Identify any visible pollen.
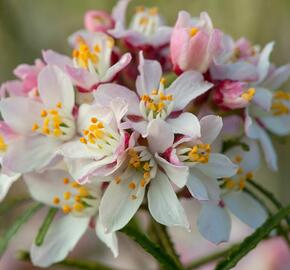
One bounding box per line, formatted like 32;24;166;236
115;176;121;184
91;117;98;123
143;162;150;171
41;110;47;117
234;155;242;163
62;205;71;214
0;135;7;152
78;187;89;197
246;172;254;180
79;137;87;144
241;88;256;101
63;178;70;184
128;181;136;190
189;27;199;37
56;102;62;109
225;179;235;189
53;196;60;205
188;144;211;163
63;191;71;200
71;182;80;188
141;178;147;187
73;202;84;212
31;123;39;131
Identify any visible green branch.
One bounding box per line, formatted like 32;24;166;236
121;224;184;270
215;204;290;270
35;207;58;246
0;203;43;257
17;250;118;270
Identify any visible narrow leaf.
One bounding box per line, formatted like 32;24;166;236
215;204;290;270
0;203;43;257
35;207;58;246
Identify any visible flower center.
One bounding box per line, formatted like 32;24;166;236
52;177;100;216
223;155;253;190
32;102;75;141
72;36;114;77
130;6;161;36
140;79;174;120
271;91;290;116
79;117;120;156
177;143;211;164
241;87;256;101
0;135;7;153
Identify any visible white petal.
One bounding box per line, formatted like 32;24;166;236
148;171;189;229
99;170;145;233
197;153;238;178
0;172;21;202
252;87;272;111
136;52;162;96
167;113;201;138
200;115;223;144
261;115;290;136
186;172;208;201
0;97;43;135
96;217;119;258
147;119;174;153
38;65;74;112
167;71;212;111
3;136;60;173
42;50;73;71
257;42;274;83
224;191;268;228
155;154;189;188
262;64;290;90
197;203;231;244
31;215;89;267
111;0;130;25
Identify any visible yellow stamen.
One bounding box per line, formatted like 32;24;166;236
78;187;89;197
41;110;47;117
115;176;121;184
63;191;71;200
63;178;70;185
53;196;60;205
62;205;71;214
128;181;136;190
189;27;199;37
31;123;39;131
73;202;84;212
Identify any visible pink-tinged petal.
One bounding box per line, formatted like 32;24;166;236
262;64;290;90
111;0;130;26
128;120;148;136
3;136;60;173
0;97;44;135
136;52;162;96
197;202;231;244
261;115;290;136
188;168;221;201
65;65;99;91
222;115;244;137
95;217;119;258
200;115;222;144
148;26;172;47
147;119;174;154
257;42;274;83
42;50;73;71
197;153;238;179
38;65;74;112
30;215;89;267
0;172;20;202
102;53;132;82
167;113;201;138
1;81;26;97
84;10;114;32
155;154;188;188
224;191;267;228
167;71;212;111
252;87;272;111
110;98;128;126
94;83;140;115
99;170;145;233
210;60;258;81
148;171;189;229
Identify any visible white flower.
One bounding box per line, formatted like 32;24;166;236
24;168;118;267
0;65;76;173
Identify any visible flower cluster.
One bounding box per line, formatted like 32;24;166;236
1;1;290;267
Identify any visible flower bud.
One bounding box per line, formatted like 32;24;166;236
84;10;114;33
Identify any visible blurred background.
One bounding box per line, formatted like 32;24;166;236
0;0;289;269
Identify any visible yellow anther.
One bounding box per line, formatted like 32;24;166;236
147;102;156;111
56;102;62;108
53;196;60;205
188;144;211;163
143;172;150;179
91;117;98;123
149;7;158;16
115;176;121;184
160;77;166;85
32;123;39;131
79;137;87;144
73;202;84;212
62;205;71;214
107;37;115;48
139;17;149;25
78;187;89;197
41;110;47;117
131;195;137;200
189;27;199;37
273;91;290;101
151;89;158;95
42;127;50;135
135;6;145;13
141;95;150;102
239;179;245;190
234;155;242;163
141;178;147;187
271;101;289;116
63;178;70;184
71;182;80;188
143;162;150;171
128;181;136;190
53;128;62;137
241;88;256;101
94;45;101;53
0;135;7;152
49;109;58;115
75;195;81;202
63;191;71;200
157;102;165;112
237;167;244;174
246;172;254;180
225;179;235;189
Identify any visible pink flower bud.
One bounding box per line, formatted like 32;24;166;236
170;11;222;74
84;10;114;33
213;80;256;109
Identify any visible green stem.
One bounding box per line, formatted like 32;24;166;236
151;221;184;269
121;224;184;270
186;244;238;270
215;204;290;270
0;203;43;257
17;250;118;270
35;207;58;246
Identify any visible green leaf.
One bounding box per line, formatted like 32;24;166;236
35;207;58;246
121;224;185;270
0;203;43;257
215;204;290;270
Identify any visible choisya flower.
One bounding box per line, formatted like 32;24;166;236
60;98;131;183
43;32;131;91
0;65;76;173
94;52;213;136
109;0;172;48
197;139;267;244
24;168;118;267
99;143;189;233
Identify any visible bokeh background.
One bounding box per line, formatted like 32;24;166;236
0;0;289;269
